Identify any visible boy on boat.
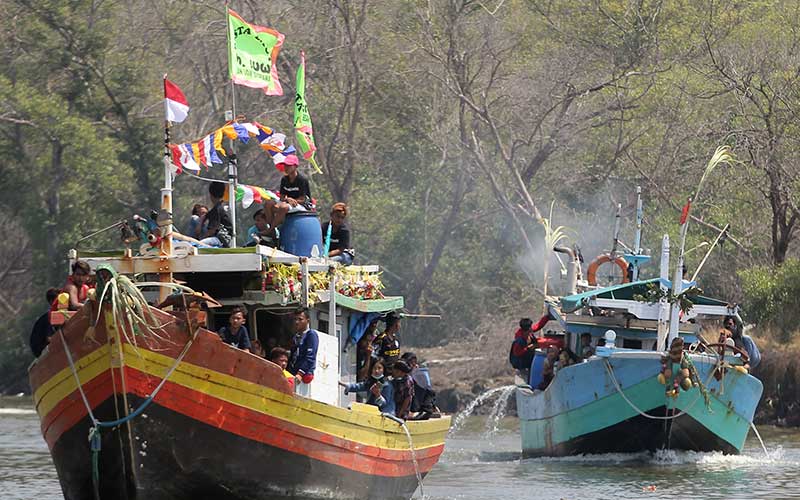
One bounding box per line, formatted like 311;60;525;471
400;352;440;420
321;202;353;264
246;208;279;247
269;347;295;389
217;306;253;353
264;159;313;230
288;308;319;390
200;181;233;248
57;260;93;311
509;314;551;377
30;288;59;357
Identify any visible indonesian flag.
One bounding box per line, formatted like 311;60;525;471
164;77;189;123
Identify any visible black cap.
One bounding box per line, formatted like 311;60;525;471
393;360;411;373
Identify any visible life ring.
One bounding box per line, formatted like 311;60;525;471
586;254;629;286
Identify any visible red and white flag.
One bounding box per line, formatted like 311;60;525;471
164;77;189;123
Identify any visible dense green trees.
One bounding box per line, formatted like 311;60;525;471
3;0;800;389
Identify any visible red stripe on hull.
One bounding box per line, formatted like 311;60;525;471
41;366;443;477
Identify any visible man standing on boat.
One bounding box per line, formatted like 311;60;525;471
289;309;319;395
509;314;552;377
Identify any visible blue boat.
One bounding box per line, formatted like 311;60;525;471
516;191;763;457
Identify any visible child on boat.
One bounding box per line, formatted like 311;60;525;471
269;347;295;389
340;359;390;411
217;306;253;353
264;159;313;229
246;208;279;247
391;360;415;419
58;260;92;311
321;202;353;264
373;313;402;368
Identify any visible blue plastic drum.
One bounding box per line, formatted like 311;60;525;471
279;212;323;257
529;350;547;389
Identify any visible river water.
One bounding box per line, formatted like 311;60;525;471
3;396;800;500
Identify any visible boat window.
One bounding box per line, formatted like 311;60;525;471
622;338;642;349
253;309;295;354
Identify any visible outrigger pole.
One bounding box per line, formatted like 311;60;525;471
161;75;175;302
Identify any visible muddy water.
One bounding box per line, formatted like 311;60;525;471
3;396;800;500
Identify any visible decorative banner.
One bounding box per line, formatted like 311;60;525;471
294;51;320;174
227;9;284;95
167;121;298;174
223;184;280;209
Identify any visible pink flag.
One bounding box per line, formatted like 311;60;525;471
164;77;189;123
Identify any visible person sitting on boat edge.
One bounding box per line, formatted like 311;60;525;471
400;352;441;420
724;316;761;370
30;288;60;357
245;208;279;247
264;159;313;230
321;202;354;265
391;360;415;420
268;347;295;389
199;181;233;248
288;308;319;387
185;203;208;240
339;359;390;411
217;306;253;353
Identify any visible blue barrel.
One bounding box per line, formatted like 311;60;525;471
280;212;323;257
529;350;547;389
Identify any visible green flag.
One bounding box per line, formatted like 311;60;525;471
227;9;284;95
294;51;320;173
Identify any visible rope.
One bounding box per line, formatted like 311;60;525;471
60;311;196;499
603;355;719;421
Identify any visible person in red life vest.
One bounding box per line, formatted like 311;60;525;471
288;308;319;386
60;260;92;311
508;314;552;375
269;347;295;390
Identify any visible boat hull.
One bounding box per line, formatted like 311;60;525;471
31;305;448;500
516;352;762;457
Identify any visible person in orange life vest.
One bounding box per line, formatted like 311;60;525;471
61;260;92;311
288;308;319;385
509;314;551;371
269;347;295;389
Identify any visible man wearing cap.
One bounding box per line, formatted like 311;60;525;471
373;313;402;368
264;160;313;230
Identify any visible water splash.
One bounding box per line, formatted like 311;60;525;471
449;385;516;436
397;419;424;499
483;386;516;438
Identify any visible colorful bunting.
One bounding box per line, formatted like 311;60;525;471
223;184;281;209
167;121;299;174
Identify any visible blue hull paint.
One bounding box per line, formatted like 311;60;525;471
516;352;763;457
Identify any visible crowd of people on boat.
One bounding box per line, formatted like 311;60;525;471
177;163;353;262
211;306;437;420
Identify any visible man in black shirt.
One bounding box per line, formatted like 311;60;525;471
265;161;313;229
321;202;353;265
30;288;60;357
200;181;233;247
373;313;402;368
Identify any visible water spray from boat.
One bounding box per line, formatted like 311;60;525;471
449;385;516;437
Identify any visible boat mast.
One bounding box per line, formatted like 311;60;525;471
160;84;174;303
631;186;644;281
666;197;690;345
225;5;238;248
657;234;670;351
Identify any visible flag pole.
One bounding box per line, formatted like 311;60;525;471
224;4;238;248
160;75;175;302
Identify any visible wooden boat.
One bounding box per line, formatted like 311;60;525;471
515;190;763;457
30;245;449;500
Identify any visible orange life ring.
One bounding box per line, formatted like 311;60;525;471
586;254;629;286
